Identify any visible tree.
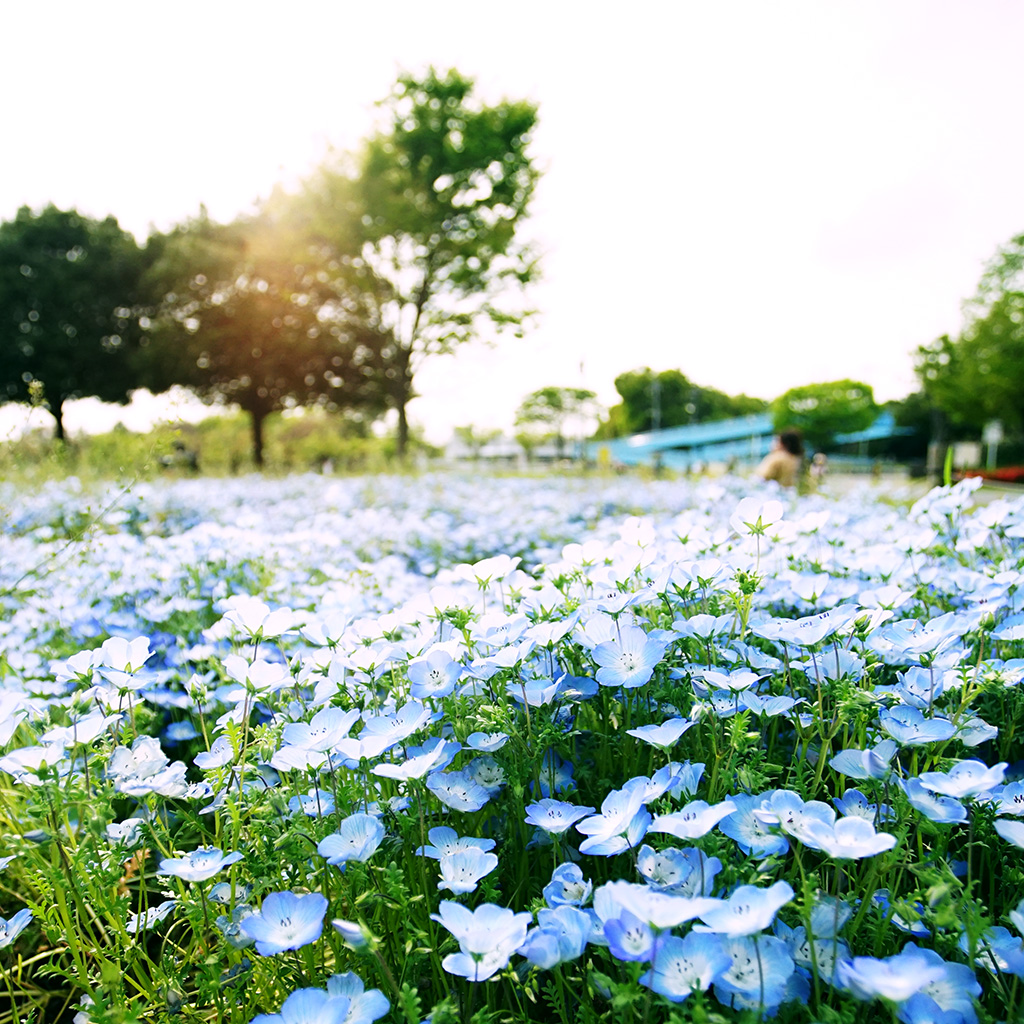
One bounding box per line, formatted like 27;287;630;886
289;68;540;456
599;367;766;436
453;424;501;459
917;232;1024;434
514;386;597;457
770;379;878;450
0;205;144;441
141;211;378;467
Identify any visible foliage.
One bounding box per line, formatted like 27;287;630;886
0;204;145;440
770;379;878;450
514;386;598;456
287;67;540;455
0;411;417;479
599;368;766;437
140;211;384;467
453;424;502;459
916;230;1024;436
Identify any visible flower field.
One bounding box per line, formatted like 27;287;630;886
1;471;1023;1024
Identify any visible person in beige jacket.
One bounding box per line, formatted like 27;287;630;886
756;430;805;488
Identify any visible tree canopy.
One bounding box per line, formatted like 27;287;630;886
514;386;597;456
140;211;380;466
770;379;878;450
599;368;766;437
287;67;540;455
917;231;1024;435
0;205;144;440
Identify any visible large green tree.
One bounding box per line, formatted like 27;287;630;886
917;232;1024;434
141;212;376;467
288;68;540;456
0;205;144;440
600;368;766;436
770;379;878;450
514;386;597;457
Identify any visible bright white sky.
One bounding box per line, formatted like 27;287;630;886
4;1;1024;443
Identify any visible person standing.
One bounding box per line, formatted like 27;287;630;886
756;430;804;488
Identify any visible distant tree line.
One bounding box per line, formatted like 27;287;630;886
0;69;539;465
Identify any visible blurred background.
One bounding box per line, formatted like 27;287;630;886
3;0;1024;480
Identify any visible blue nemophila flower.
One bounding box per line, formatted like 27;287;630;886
194;735;234;770
730;496;785;537
649;799;736;841
749;607;852;648
431;901;532;982
918;759;1008;798
240;891;328;956
872;890;930;938
636;845;721;897
697;880;794;937
576;777;651;856
407;648;462;699
325;972;390;1024
216;906;257;949
957;716;998;747
158;847;243;882
879;706;957;746
426;770;491;812
719;793;790;857
592;625;667;689
332;918;371;951
639;930;732;1002
126;900;177;935
164;720;199;744
218;595;295;641
802;816;897;860
288;788;336;818
100;635;152;674
833;788;894;823
532;751;575;797
603;908;656;962
626;718;694;750
210;882;252;906
671;612;733;641
415;826;495;859
774;916;850;987
465;731;508;752
648;760;705;800
995;818;1024;848
519;906;591;969
372;738;459;780
543;863;592;908
894;665;949;709
464;755;505;794
595;880;722;930
437;849;499;895
959;925;1024;975
249;987;351;1024
714;934;796;1014
902;778;968;824
829;740;899;781
525;798;595;835
753;790;836;850
839;950;948;1003
317;814;385;868
281;707;361;753
0;909;32;949
106;817;146;847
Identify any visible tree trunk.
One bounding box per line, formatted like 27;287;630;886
396;400;409;460
250;409;267;469
51;397;66;443
394;351;414;459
